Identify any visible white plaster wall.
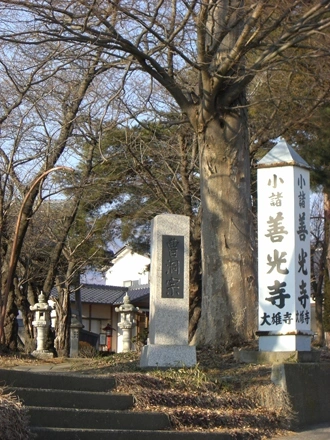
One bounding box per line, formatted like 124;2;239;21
105;250;150;286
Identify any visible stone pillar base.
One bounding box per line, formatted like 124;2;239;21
258;333;313;352
140;344;196;368
234;348;320;364
32;350;54;359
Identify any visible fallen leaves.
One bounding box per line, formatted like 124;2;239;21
111;348;294;440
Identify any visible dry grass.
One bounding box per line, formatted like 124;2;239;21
0;388;34;440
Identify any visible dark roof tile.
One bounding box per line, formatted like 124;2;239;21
51;284;149;305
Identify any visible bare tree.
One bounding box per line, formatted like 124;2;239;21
0;32;124;345
1;1;330;346
310;192;326;346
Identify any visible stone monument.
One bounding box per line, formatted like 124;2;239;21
30;291;54;359
140;214;196;368
257;139;314;352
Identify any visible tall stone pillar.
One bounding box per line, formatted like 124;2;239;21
70;314;84;358
257;140;313;351
140;214;196;368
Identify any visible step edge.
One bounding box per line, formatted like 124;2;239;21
7;387;132;397
27;406;168;416
30;427;234;438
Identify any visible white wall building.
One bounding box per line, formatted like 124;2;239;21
105;246;150;287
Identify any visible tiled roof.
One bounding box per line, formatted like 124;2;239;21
113;285;150;305
79;284;127;304
51;284;149;306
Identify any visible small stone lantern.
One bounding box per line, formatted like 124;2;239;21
115;293;139;352
30;291;54;359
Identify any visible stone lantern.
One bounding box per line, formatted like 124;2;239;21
115;293;139;352
30;291;54;359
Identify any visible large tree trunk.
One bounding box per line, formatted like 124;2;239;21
187;1;257;347
189;211;202;342
314;289;324;346
311;249;325;346
3;289;18;350
17;282;37;353
194;111;257;348
323;270;330;348
310;196;326;346
53;262;76;357
323;193;330;347
54;285;71;358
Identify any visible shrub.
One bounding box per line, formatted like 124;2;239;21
0;387;33;440
78;341;98;358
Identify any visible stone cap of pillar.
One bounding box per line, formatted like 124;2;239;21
70;314;84;329
257;139;310;170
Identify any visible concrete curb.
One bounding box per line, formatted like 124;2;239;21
31;427;234;440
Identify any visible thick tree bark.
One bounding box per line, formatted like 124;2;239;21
323;193;330;346
54;284;71;358
3;277;37;352
53;260;77;357
314;291;324;346
194;111;257;347
186;1;258;347
324;269;330;348
177;132;202;341
311;208;325;346
311;254;325;346
189;211;202;342
3;289;18;350
16;282;36;353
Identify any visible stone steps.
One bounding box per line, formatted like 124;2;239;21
27;406;171;430
7;387;134;410
0;368;232;439
0;368;116;392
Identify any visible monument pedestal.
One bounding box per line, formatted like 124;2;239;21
140;344;196;368
257;330;314;352
32;350;54;360
234;347;320;364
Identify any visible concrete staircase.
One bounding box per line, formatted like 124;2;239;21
0;368;232;440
